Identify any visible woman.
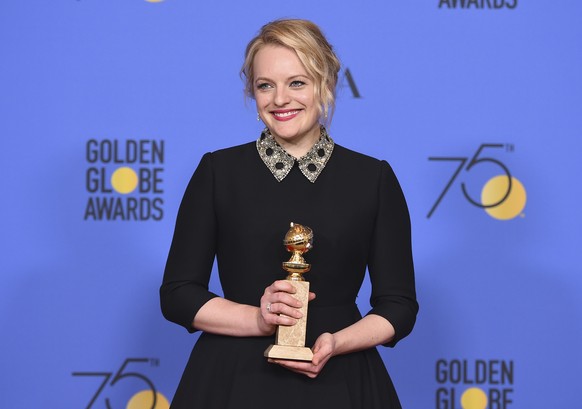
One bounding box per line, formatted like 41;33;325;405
161;19;418;409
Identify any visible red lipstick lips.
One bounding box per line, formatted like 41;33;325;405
271;109;300;121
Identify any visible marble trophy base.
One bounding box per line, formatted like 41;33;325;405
264;280;313;361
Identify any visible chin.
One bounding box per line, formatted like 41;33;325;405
268;124;298;138
272;124;319;141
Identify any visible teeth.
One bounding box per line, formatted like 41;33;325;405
273;110;299;117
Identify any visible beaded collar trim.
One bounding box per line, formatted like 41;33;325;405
256;127;335;183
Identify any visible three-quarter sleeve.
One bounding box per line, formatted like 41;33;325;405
160;153;219;333
366;160;419;347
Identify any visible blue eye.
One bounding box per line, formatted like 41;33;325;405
290;81;305;87
257;83;272;90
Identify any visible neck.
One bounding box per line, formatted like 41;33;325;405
273;127;321;159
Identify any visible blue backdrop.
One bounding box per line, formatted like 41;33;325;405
1;1;581;408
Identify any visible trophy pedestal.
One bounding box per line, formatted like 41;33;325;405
264;280;313;361
264;344;313;361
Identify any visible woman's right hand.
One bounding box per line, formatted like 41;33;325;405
258;280;316;335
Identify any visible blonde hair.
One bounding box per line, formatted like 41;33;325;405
241;19;341;124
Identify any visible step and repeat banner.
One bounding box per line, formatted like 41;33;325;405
1;1;581;408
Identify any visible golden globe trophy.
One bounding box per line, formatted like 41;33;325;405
264;222;314;361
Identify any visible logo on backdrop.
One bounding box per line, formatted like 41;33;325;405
436;359;514;409
84;139;164;221
73;358;169;409
427;143;526;220
340;68;362;99
438;0;517;9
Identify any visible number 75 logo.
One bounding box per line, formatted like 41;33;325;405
427;144;527;220
72;358;169;409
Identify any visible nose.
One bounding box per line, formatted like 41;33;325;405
274;86;291;106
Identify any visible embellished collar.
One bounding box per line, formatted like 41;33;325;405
256;127;335;183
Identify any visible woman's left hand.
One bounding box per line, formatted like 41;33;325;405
268;332;336;378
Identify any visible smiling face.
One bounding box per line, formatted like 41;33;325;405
253;45;321;156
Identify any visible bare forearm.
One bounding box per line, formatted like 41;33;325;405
193;280;309;337
332;314;395;355
193;297;274;337
268;314;395;378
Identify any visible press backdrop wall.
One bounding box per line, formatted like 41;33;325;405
1;1;581;408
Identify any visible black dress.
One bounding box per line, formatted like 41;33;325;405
160;133;418;409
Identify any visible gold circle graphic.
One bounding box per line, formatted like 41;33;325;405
126;390;170;409
481;175;526;220
111;167;138;194
461;387;488;409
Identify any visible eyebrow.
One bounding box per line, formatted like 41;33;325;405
254;75;310;83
